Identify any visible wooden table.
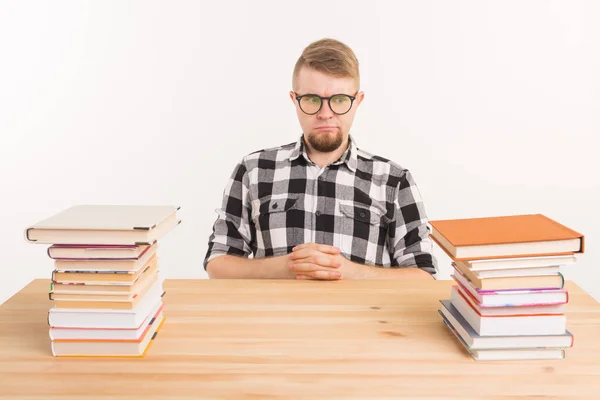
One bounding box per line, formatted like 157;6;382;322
1;279;600;399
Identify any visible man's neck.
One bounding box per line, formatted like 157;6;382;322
304;137;349;169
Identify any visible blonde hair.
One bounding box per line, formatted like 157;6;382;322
292;38;360;91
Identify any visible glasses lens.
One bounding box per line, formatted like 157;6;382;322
299;95;322;114
330;95;352;114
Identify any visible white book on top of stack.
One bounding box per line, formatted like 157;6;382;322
25;205;181;245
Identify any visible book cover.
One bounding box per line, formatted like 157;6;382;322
430;214;584;260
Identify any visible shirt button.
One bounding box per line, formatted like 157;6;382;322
315;211;321;216
318;176;324;181
272;203;278;209
359;211;366;218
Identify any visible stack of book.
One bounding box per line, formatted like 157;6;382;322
430;214;584;361
25;205;181;357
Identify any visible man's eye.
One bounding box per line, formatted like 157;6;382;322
307;97;320;103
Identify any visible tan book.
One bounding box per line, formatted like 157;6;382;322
50;273;158;303
453;261;564;291
54;243;157;272
52;275;163;310
51;268;153;294
52;254;158;284
48;291;165;329
25;205;181;245
50;267;159;299
430;214;584;260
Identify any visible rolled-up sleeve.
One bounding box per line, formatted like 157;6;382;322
388;170;437;274
203;159;253;269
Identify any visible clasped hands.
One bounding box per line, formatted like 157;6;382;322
288;243;363;280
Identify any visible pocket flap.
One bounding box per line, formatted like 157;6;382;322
259;197;298;214
339;204;389;225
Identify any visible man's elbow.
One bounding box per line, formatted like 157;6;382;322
205;257;225;279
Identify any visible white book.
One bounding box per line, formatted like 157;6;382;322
51;313;164;357
451;285;565;316
469;348;565;361
460;264;561;279
449;288;566;336
439;308;567;361
48;284;165;329
50;301;163;341
25;205;181;245
459;254;577;272
439;301;572;349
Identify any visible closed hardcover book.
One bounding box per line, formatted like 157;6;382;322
439;304;568;361
48;244;151;260
439;300;573;350
449;287;567;336
48;291;165;329
51;313;165;357
54;243;158;273
430;214;584;260
452;262;564;291
52;254;158;285
25;205;181;245
451;269;568;307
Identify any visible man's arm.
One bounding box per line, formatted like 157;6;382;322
204;159;290;279
339;258;434;280
206;254;295;279
387;169;437;275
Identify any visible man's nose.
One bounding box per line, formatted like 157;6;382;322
316;100;334;119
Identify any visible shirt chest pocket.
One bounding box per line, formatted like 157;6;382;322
252;196;302;253
338;203;391;265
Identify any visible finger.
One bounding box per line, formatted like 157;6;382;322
292;243;340;255
290;249;341;266
316;244;341;255
291;243;311;252
308;270;342;280
290;255;341;268
295;274;314;280
290;262;337;273
289;262;319;273
291;243;319;252
289;249;313;260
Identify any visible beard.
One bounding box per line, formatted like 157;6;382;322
305;130;344;153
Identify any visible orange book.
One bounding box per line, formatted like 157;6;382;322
430;214;584;260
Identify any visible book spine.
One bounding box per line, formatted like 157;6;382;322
559;271;565;289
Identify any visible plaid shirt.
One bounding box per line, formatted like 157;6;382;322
204;135;437;274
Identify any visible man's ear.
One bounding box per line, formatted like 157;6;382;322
356;91;365;106
289;91;296;102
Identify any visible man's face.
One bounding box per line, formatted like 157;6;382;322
290;67;364;153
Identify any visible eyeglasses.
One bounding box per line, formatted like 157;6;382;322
294;93;356;115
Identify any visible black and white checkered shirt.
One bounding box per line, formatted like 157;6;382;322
204;135;437;274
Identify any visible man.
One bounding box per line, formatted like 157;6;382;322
204;38;436;280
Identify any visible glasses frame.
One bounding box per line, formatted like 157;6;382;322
294;92;357;115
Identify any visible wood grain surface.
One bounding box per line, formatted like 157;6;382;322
1;279;599;399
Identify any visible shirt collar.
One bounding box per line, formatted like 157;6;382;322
289;134;358;172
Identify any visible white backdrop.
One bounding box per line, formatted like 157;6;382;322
1;0;599;304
